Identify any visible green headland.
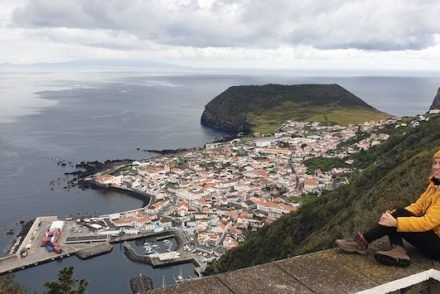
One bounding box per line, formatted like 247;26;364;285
201;84;390;134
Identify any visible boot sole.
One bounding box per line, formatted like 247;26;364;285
374;252;411;267
337;248;368;255
335;240;368;255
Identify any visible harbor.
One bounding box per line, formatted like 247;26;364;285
0;216;102;274
123;242;200;269
0;215;204;276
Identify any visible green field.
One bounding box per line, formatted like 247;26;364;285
247;101;389;134
307;108;389;125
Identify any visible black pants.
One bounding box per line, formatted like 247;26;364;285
363;208;440;260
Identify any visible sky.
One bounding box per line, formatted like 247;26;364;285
1;0;440;69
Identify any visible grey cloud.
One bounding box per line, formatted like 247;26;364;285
12;0;440;51
30;30;143;51
282;0;440;51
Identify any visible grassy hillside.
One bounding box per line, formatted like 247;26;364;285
248;103;387;133
208;114;440;274
201;84;389;134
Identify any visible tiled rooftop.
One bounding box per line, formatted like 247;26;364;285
148;240;439;294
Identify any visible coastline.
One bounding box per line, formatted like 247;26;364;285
83;179;154;209
65;134;239;209
136;134;239;155
65;159;155;209
1;133;243;278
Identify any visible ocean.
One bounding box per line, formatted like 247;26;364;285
0;68;439;292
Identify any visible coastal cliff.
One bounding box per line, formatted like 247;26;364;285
201;84;389;134
429;87;440;110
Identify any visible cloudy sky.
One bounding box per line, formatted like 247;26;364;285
1;0;440;69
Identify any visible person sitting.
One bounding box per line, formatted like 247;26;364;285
335;150;440;267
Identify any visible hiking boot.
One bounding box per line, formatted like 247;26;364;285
335;233;368;255
374;245;411;267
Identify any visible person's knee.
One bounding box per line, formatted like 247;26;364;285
392;208;414;217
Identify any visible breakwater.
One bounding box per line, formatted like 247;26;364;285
123;242;197;269
76;243;113;260
85;181;153;208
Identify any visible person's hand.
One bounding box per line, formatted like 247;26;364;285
379;211;397;227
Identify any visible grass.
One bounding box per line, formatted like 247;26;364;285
247;101;390;134
289;194;319;206
307;107;389;125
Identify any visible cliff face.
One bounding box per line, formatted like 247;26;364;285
200;108;252;133
429;87;440;110
201;84;388;133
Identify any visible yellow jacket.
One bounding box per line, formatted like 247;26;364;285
397;180;440;236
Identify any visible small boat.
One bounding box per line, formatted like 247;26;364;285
173;272;184;283
144;245;153;255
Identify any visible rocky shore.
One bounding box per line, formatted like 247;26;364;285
5;219;34;255
136;135;239;155
64;159;133;189
66;159;134;178
136;147;201;155
62;159;153;207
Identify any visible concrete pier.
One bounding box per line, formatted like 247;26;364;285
0;216;112;275
0;216;200;275
75;243;113;260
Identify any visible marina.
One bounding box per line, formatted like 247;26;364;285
0;215;204;275
123;242;199;269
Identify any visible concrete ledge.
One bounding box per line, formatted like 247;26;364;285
147;247;438;294
149;276;232;294
219;262;314;293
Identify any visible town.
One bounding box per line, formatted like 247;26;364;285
0;115;431;277
91;116;428;261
